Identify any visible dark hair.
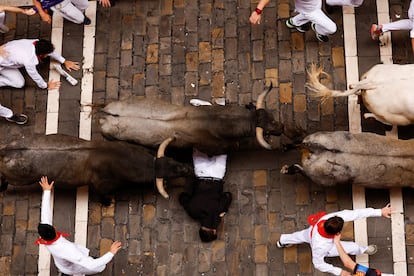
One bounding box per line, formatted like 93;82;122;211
324;216;344;235
199;228;217;242
38;223;56;241
35;39;55;56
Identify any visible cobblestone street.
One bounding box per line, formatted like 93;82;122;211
0;0;414;275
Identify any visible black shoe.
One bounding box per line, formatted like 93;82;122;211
286;18;310;33
83;16;91;25
311;23;329;42
5;114;28;125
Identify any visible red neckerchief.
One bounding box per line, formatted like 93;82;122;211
308;211;335;239
35;231;70;245
315;220;335;239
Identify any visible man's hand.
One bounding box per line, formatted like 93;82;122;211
99;0;112;7
39;11;51;24
24;8;36;16
381;203;392;218
340;269;352;276
333;233;341;244
63;60;80;71
39;176;54;191
48;80;61;90
0;45;8;58
110;241;122;254
249;11;262;25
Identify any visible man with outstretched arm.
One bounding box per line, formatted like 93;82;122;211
36;176;122;275
276;204;393;275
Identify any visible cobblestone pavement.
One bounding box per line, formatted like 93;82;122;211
0;0;414;275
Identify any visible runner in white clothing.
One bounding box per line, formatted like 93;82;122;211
370;0;414;54
249;0;336;42
36;176;122;275
276;204;393;276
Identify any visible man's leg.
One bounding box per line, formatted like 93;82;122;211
0;68;25;88
279;227;311;245
0;104;14;119
326;241;369;257
70;0;89;10
51;0;87;24
306;9;337;35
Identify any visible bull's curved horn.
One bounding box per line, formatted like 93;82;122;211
256;84;273;150
156;137;175;199
256;83;273;110
256;127;272;150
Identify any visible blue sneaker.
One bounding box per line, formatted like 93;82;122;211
83;16;91;25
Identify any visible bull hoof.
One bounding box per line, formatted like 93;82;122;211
0;176;8;192
99;196;113;206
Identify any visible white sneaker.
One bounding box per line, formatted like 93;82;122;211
190;99;212;106
0;25;9;33
364;244;378;255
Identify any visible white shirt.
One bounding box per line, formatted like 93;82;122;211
40;191;114;275
192;149;227;179
0;39;65;89
310;208;382;275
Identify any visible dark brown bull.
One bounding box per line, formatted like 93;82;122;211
281;131;414;188
0;133;193;204
99;86;302;155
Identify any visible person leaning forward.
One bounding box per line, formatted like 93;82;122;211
36;176;122;275
276;204;393;275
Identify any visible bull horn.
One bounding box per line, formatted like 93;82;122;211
156;137;175;199
256;127;272;150
256;84;273;150
256;83;273;110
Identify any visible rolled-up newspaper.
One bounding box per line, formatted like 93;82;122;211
53;64;78;86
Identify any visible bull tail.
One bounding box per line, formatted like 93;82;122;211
305;64;357;103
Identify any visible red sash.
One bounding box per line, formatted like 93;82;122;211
308;212;335;239
35;231;70;245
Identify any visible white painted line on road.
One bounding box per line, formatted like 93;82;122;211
375;0;407;273
39;12;64;276
342;5;370;267
74;4;97;276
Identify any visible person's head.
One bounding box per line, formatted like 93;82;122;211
38;223;56;241
34;39;55;58
324;216;344;235
199;226;217;242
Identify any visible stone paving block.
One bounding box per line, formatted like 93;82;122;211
212;28;224;49
283;246;297;264
198;248;212;273
279;82;292;104
296;183;310;205
294;94;307;113
299;251;312;273
11;245;25;275
101;217;115;238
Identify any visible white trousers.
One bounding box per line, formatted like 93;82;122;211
382;1;414;34
292;7;337;35
0;104;13;119
51;0;89;24
326;0;364;7
0;68;25;88
280;227;368;256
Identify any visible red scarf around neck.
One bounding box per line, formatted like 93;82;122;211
308;211;335;239
35;231;70;245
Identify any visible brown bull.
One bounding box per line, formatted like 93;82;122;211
0;133;193;204
99;86;303;155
